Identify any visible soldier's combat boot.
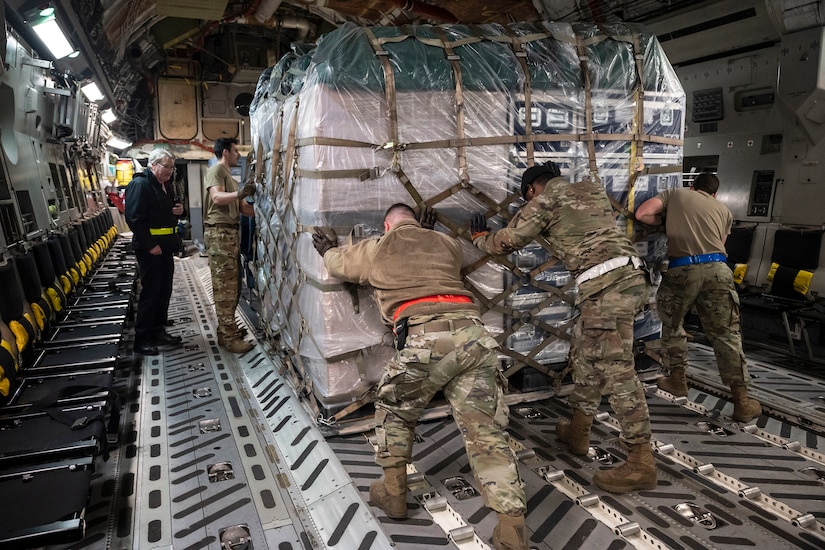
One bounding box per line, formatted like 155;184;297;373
222;337;253;354
369;465;408;519
492;513;528;550
657;366;688;396
593;443;657;493
730;384;762;422
556;409;593;455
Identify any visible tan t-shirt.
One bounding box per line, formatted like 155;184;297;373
203;163;239;225
658;187;731;258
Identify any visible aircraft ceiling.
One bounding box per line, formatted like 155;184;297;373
2;0;779;144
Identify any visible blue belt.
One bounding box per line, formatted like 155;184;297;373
668;253;727;268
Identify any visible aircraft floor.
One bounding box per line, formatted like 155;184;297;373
48;254;825;550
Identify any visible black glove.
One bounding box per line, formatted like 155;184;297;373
312;227;337;257
469;212;490;238
238;179;256;199
418;205;436;230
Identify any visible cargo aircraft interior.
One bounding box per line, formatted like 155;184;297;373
1;1;825;549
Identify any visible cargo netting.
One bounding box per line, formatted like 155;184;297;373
248;21;684;425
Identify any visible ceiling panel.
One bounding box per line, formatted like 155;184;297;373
156;0;229;20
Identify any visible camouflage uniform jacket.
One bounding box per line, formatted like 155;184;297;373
322;219;479;324
473;176;639;300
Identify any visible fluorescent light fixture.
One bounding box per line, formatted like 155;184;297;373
101;109;117;123
107;136;132;150
81;81;105;102
31;14;74;60
39;7;55;17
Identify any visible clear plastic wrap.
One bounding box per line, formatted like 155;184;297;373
251;21;685;411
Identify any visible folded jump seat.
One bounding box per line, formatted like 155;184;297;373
0;253;123;375
48;235;130;321
0;216;125;548
0;397;112;469
0;455;95;548
0;333;111;549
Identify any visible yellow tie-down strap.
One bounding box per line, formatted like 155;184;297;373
149;227;177;235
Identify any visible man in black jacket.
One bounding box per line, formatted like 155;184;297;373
125;149;185;355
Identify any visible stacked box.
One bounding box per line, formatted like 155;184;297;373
250;21;685;412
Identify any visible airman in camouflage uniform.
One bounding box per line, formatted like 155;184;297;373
314;204;528;550
203;137;256;354
472;162;655;494
635;172;761;422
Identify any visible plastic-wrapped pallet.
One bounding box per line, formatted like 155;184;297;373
249;21;684;415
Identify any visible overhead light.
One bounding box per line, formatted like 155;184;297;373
81;81;105;102
30;13;74;60
67;50;80;59
39;7;55;17
101;109;117;124
106;136;132;150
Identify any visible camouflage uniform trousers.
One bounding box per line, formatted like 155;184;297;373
569;271;652;446
205;226;243;340
374;312;527;516
657;261;750;386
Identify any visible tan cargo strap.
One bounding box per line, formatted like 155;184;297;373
328;388;376;424
363;27;400;151
506;26;535;165
297;167;382;181
270;108;285;188
608;194;634;220
247;150;263;189
302;276;353;293
407;132;682;148
283;99;300;198
393;164;426;209
627;31;646;235
575;34;598;176
295;132;682;151
435;26;469;185
296;136;377;148
297;223;376;238
640;163;682;174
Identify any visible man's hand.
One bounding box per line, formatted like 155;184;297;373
418;205;436;230
312;227;337;257
238;179;256;199
469;212;490;240
172;202;184;216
